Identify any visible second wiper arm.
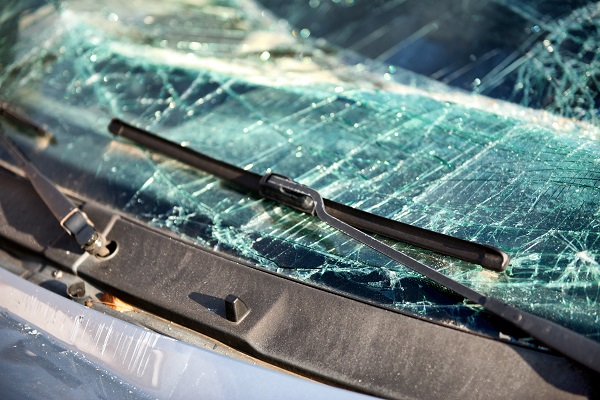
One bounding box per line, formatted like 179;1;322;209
109;119;509;271
0;128;109;257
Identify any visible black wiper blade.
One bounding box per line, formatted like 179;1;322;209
107;119;600;374
108;118;509;272
0;126;109;257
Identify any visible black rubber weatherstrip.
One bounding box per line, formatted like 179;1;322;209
108;118;509;272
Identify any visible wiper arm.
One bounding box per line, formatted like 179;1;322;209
108;119;509;272
107;119;600;374
260;173;600;374
0;124;109;257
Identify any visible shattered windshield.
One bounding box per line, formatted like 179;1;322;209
259;0;600;123
0;0;599;343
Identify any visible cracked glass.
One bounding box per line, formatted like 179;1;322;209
0;0;599;343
